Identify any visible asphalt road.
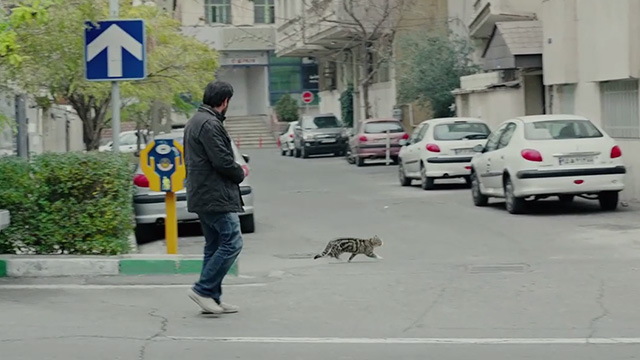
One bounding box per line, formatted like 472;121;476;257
3;149;640;359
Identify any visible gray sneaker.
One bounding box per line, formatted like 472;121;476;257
202;302;239;314
188;288;224;314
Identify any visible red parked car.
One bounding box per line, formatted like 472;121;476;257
347;118;409;166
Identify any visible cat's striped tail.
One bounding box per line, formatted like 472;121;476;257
313;242;333;259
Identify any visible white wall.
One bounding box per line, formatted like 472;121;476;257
319;90;341;119
367;82;395;119
457;87;525;130
246;66;269;115
178;0;258;26
217;67;249;116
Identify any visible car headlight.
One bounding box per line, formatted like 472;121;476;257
303;134;313;141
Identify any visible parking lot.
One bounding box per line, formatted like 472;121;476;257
3;148;640;359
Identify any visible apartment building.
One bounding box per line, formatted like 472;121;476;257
452;0;544;131
175;0;319;117
276;0;448;127
543;0;640;200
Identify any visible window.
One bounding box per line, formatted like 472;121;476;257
205;0;231;24
484;124;508;152
408;124;424;143
269;66;301;92
497;123;516;149
524;120;603;140
254;0;275;24
364;121;404;134
301;116;341;129
415;124;429;142
433;122;491;141
601;80;639;138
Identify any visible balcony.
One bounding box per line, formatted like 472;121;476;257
275;0;389;57
469;0;540;39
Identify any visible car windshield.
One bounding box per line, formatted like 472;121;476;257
302;116;341;129
433;122;491;140
364;121;404;134
525;120;604;140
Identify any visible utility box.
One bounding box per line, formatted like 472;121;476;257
0;210;9;231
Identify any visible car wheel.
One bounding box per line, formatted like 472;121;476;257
295;148;301;158
240;214;255;234
398;162;411;186
599;191;619;211
420;163;435;190
135;223;160;245
392;156;399;165
356;156;365;167
302;146;309;159
288;148;294;157
558;195;574;203
281;149;286;156
504;177;526;214
471;172;489;206
346;148;355;164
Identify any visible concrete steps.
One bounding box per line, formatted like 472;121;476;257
224;115;276;149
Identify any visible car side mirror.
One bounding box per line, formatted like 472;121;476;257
399;139;408;146
242;154;250;163
472;144;484;153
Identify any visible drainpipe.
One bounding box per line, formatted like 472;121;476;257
351;48;360;131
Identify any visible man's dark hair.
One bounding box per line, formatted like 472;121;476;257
202;81;234;108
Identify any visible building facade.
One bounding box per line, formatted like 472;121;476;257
177;0;319;117
542;0;640;201
275;0;448;128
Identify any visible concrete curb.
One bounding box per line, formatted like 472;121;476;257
0;255;238;278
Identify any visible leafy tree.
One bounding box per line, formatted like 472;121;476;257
397;32;479;118
275;94;299;122
340;85;354;127
0;0;218;150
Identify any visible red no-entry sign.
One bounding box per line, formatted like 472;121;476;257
301;91;314;104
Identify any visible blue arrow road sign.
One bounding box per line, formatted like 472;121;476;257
84;19;146;82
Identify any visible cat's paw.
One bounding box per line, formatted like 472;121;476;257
375;255;383;260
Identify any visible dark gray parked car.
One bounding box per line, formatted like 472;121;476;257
293;114;348;158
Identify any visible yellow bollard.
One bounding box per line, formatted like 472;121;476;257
165;191;178;254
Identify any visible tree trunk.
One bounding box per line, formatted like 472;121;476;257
67;95;109;151
361;80;371;119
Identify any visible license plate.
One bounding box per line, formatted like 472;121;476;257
559;156;594;166
321;139;336;143
455;148;475;155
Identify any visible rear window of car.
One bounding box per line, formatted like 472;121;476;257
433;122;491;140
524;120;603;140
364;121;404;134
302;116;341;129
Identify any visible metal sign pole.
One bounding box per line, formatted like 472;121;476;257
385;129;390;166
109;0;120;152
165;191;178;254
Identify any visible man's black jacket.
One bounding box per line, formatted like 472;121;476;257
183;105;245;214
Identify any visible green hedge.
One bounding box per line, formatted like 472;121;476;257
0;152;134;255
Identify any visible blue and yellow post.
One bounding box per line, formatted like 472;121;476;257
139;139;186;254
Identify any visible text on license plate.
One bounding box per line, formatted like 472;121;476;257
455;148;475;155
321;139;336;143
559;156;594;165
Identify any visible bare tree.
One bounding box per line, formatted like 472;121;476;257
303;0;415;119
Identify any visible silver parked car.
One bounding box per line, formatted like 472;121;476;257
133;130;255;243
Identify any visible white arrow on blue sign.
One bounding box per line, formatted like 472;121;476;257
84;19;146;82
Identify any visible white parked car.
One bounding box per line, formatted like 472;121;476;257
397;117;491;189
99;130;149;153
469;115;626;214
278;121;298;156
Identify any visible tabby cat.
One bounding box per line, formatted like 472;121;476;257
313;235;383;262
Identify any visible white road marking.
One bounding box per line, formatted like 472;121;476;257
163;336;640;345
0;283;266;290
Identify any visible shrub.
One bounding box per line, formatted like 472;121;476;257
340;85;354;127
275;93;299;122
0;152;134;255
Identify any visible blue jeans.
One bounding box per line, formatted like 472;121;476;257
193;212;243;302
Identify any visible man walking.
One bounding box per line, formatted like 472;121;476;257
183;81;245;314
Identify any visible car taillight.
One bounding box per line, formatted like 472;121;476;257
401;133;409;140
242;164;249;177
426;143;440;152
359;135;368;142
289;133;293;138
521;149;543;162
133;174;149;188
611;145;622;158
277;137;281;147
